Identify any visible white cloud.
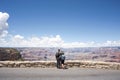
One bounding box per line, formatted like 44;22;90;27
0;12;120;47
103;40;120;47
5;35;64;47
1;34;120;47
14;35;24;39
0;12;9;38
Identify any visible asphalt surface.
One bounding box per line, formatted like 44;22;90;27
0;68;120;80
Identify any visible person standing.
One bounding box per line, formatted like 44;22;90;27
55;49;61;69
59;51;66;69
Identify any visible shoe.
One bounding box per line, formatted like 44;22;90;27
63;66;68;69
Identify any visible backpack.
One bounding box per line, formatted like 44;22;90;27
60;54;65;60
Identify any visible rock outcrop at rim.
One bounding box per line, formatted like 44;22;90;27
0;48;22;61
0;61;120;70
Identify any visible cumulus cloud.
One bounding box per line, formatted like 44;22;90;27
0;12;120;47
1;34;120;47
103;40;120;47
0;12;9;37
5;35;64;47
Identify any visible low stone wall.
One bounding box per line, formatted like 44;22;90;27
0;60;120;70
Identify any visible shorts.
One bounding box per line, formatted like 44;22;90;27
61;60;64;64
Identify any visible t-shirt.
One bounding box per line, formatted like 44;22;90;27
55;52;60;59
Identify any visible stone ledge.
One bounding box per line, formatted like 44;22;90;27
0;60;120;70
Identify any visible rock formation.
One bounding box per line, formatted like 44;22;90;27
0;48;22;61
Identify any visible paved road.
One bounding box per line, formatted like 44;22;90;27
0;68;120;80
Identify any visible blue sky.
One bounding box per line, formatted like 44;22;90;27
0;0;120;47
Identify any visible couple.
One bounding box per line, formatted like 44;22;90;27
55;49;66;69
